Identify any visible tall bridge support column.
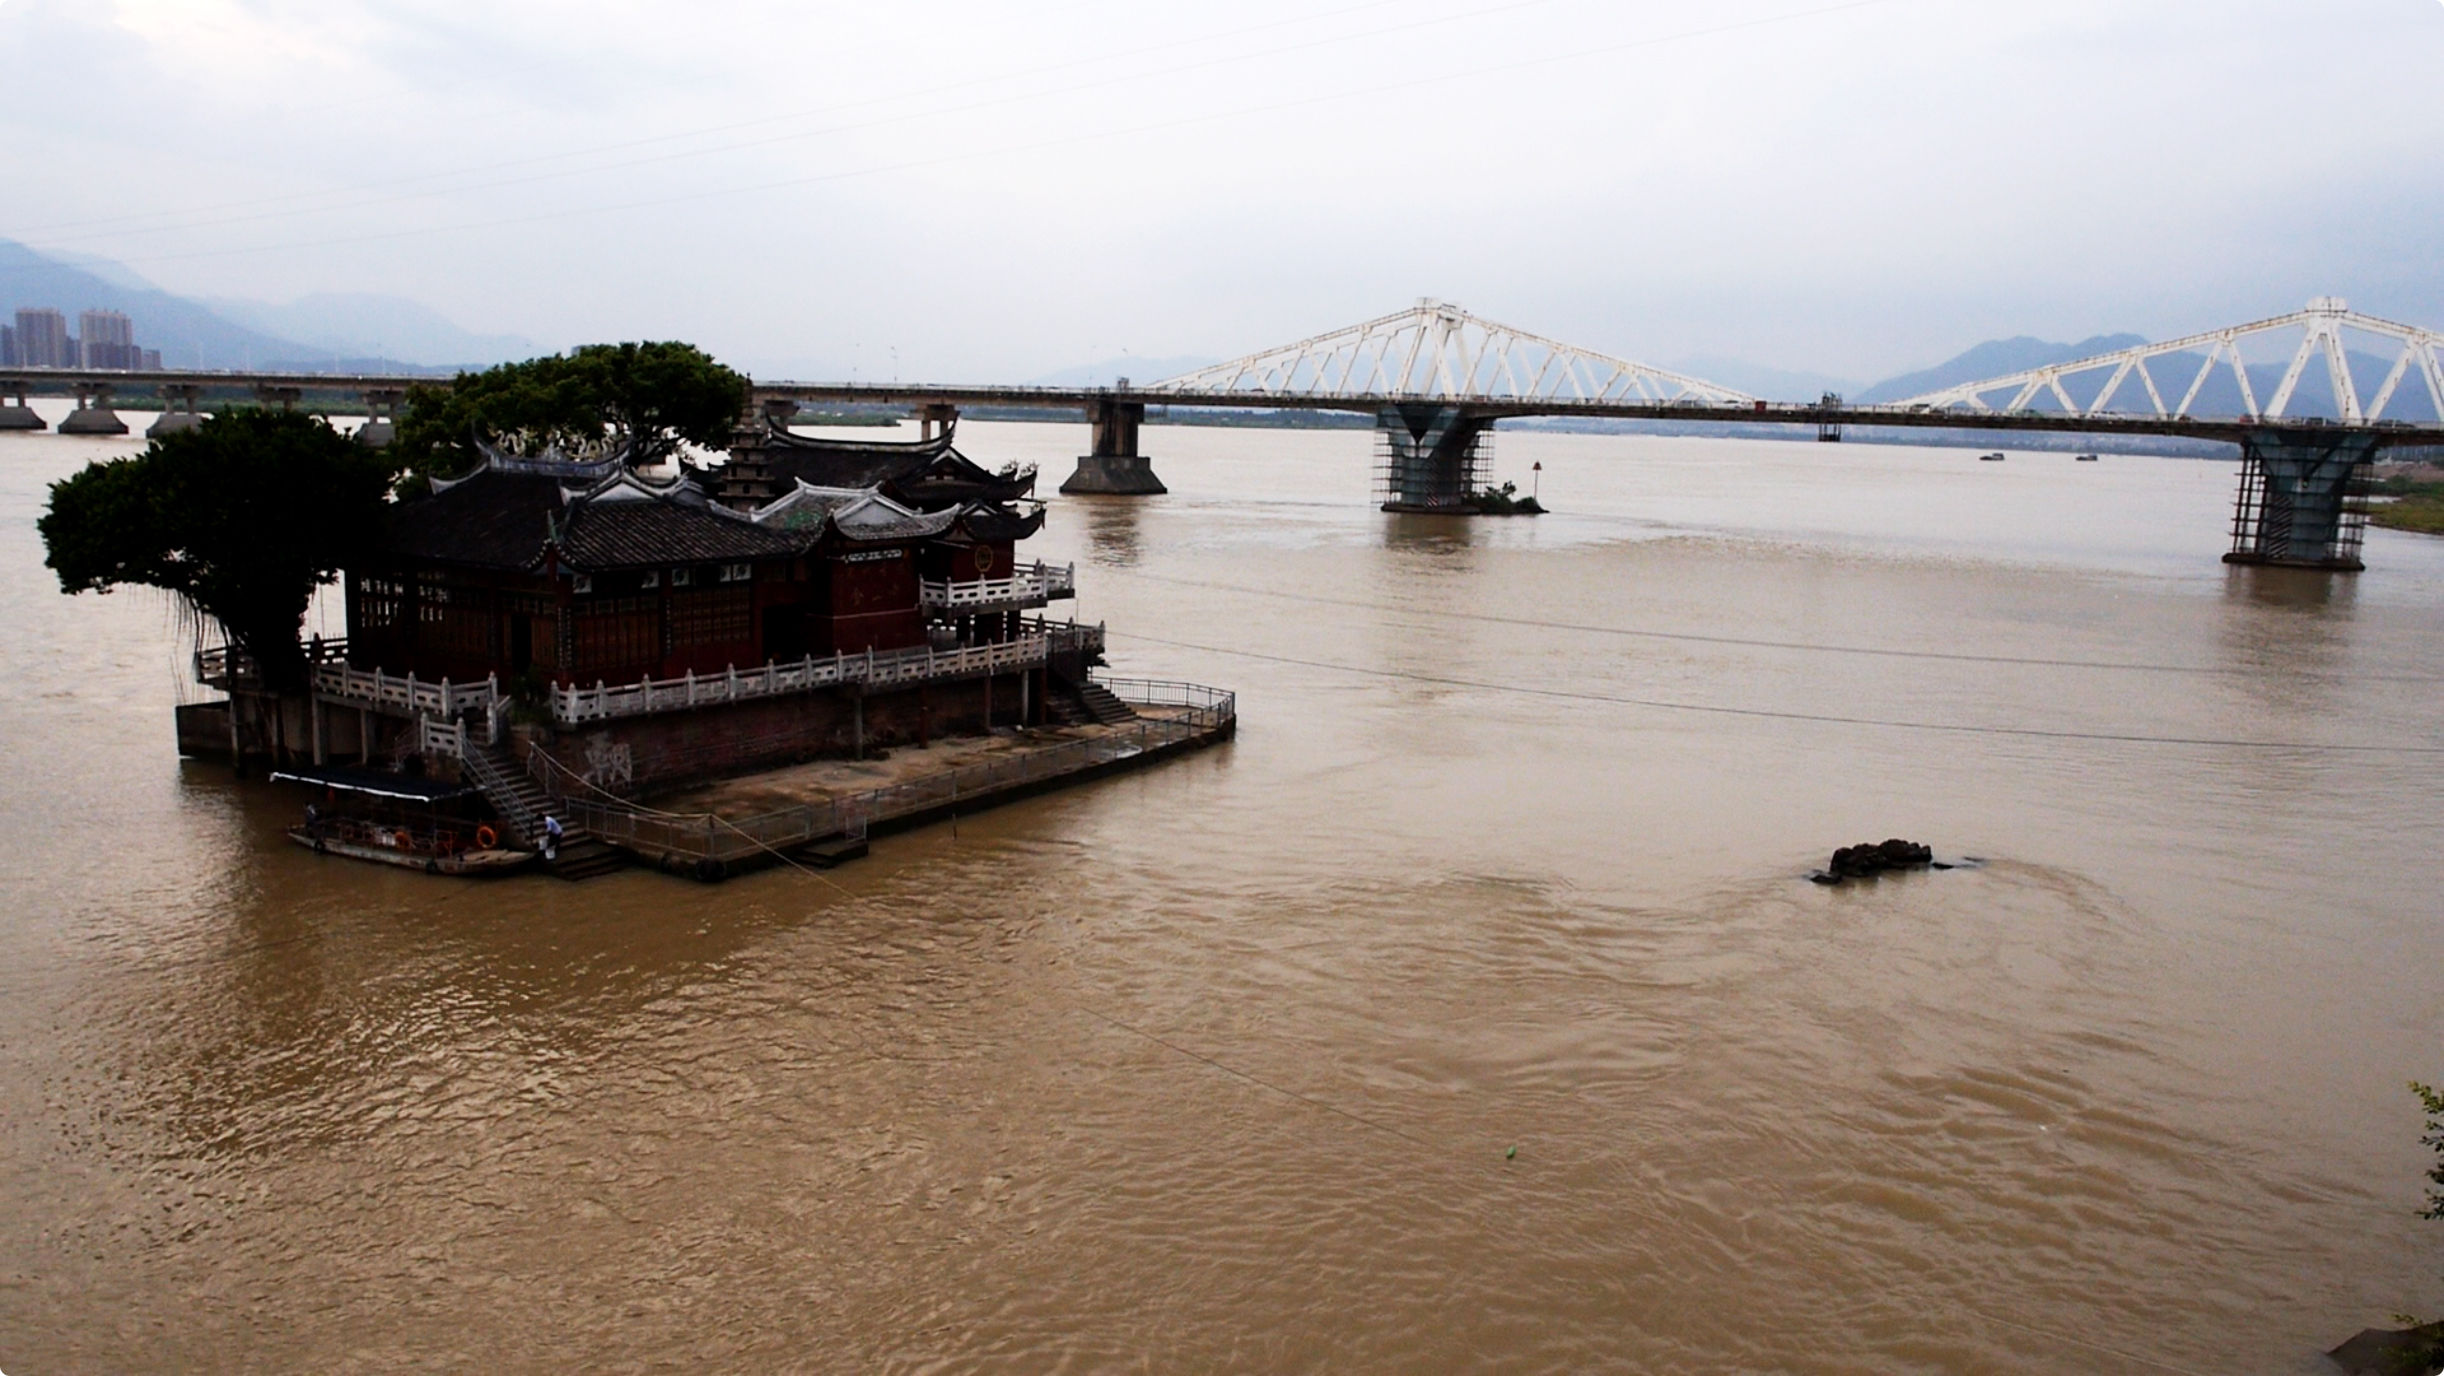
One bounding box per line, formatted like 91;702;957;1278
57;384;127;436
146;384;203;437
1375;404;1493;512
0;381;43;431
2222;427;2382;572
354;389;403;448
917;402;959;440
255;384;302;412
1060;399;1166;495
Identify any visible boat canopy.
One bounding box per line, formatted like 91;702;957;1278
267;765;481;803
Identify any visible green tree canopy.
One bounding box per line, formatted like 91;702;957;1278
392;341;748;481
2419;1082;2444;1221
41;409;393;691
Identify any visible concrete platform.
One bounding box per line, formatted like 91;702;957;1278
1059;453;1168;495
58;406;128;436
0;405;44;431
660;712;1198;819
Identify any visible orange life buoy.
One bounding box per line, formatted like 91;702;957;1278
475;824;499;850
393;829;414;850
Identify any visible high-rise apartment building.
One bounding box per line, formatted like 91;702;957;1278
0;307;159;370
10;308;74;368
78;309;141;369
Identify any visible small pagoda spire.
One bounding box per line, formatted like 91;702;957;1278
716;401;783;511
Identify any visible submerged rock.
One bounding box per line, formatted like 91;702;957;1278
1813;838;1936;884
2328;1324;2444;1376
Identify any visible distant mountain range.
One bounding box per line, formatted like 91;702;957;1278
1025;337;2186;408
6;242;2412;426
1853;334;2149;404
204;293;537;371
0;239;538;373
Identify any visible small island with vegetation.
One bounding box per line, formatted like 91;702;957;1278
2370;465;2444;537
39;342;1236;883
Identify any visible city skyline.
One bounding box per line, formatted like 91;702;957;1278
0;304;161;371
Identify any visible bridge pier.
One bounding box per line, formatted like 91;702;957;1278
1375;404;1494;512
917;402;959;440
0;381;42;431
255;384;302;412
2222;427;2381;572
354;389;403;448
57;384;127;436
1060;399;1166;495
146;384;203;438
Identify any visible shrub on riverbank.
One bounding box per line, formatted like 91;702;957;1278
2371;473;2444;536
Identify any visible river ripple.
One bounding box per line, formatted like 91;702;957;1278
2;412;2441;1372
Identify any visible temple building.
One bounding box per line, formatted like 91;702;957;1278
181;414;1235;881
188;424;1109;803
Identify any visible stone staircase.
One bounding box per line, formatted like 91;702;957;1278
460;739;626;881
1074;681;1138;726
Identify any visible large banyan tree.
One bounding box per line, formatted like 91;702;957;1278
41;409;393;691
391;340;748;482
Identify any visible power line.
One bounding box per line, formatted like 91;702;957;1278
28;0;1911;270
1095;567;2444;683
1104;628;2444;754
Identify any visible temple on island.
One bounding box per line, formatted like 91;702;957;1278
188;417;1234;879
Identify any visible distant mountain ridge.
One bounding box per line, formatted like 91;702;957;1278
0;238;325;371
204;292;537;369
1856;334;2148;404
0;239;532;374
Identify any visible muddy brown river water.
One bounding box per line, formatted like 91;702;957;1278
3;411;2442;1373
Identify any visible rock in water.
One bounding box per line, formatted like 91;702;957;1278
1821;838;1936;883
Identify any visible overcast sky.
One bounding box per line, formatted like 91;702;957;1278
3;0;2441;382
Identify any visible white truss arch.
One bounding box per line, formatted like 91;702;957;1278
1898;298;2444;425
1146;299;1754;407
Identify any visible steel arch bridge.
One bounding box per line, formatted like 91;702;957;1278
9;296;2444;568
1893;297;2444;427
1147;298;1755;409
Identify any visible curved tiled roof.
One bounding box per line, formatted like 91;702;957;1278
387;452;815;572
760;426;1035;510
386;469;565;570
556;500;808;571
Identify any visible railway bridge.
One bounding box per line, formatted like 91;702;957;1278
5;297;2441;571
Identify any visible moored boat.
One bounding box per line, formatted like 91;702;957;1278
287;821;536;875
271;764;535;877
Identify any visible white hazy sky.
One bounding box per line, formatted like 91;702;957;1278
3;0;2441;382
